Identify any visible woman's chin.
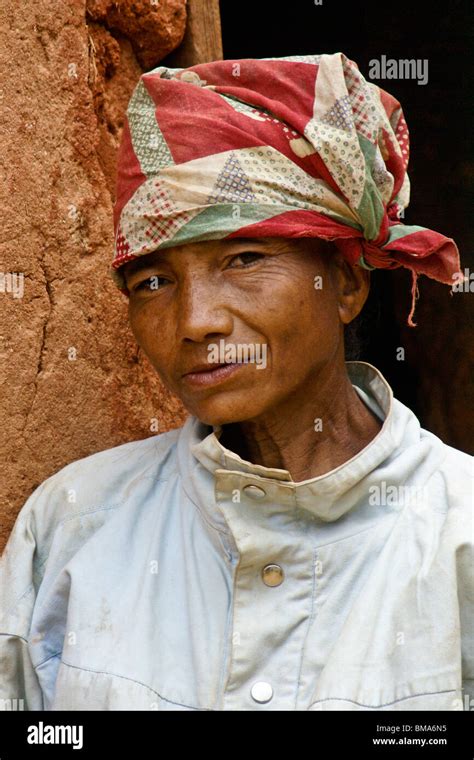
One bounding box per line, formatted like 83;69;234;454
184;396;265;427
193;408;252;427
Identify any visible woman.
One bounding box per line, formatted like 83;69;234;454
0;52;472;711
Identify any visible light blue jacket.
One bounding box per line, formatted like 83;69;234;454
0;361;472;711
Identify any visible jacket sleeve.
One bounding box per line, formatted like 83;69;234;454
0;483;50;710
458;536;474;710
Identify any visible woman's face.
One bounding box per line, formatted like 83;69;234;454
123;237;368;425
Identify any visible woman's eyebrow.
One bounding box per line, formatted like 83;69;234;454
123;254;163;279
225;238;275;246
123;239;285;281
223;237;290;251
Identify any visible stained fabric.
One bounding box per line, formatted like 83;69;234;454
111;52;463;325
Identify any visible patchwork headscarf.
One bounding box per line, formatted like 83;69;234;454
112;52;463;326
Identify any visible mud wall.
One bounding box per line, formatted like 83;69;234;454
0;0;222;551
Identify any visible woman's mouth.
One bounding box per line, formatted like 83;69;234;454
181;362;244;387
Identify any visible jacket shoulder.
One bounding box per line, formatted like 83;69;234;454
436;440;473;509
418;428;473;504
1;426;184;573
41;426;182;499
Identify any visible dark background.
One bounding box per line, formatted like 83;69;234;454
218;0;473;447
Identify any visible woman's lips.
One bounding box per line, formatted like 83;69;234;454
181;362;244;387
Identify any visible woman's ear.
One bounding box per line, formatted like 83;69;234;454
329;249;371;325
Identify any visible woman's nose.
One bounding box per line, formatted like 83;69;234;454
175;279;234;343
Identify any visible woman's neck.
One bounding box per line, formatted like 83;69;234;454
219;366;383;482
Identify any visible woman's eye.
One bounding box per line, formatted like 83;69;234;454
133;275;168;292
228;251;265;268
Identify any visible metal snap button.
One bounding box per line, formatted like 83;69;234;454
243;484;266;500
262;564;284;587
250;681;273;703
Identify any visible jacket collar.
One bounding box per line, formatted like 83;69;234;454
177;361;423;529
